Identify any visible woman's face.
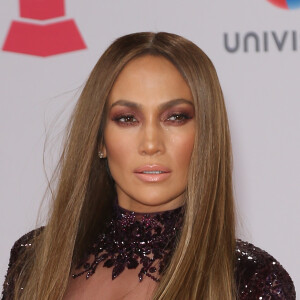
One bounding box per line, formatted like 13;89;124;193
103;55;195;212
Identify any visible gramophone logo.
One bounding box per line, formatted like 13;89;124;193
267;0;300;9
2;0;87;57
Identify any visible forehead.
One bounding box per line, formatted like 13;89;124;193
108;55;193;106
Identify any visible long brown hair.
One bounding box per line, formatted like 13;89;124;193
10;32;236;299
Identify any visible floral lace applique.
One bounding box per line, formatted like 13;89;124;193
72;204;184;282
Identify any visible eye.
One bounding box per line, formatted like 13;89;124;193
166;113;192;123
112;114;138;126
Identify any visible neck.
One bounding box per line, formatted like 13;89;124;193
116;201;184;216
112;201;184;236
114;195;185;214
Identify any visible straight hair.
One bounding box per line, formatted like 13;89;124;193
9;32;236;299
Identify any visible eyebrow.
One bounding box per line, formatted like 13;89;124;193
110;98;194;111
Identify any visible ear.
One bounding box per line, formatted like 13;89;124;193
98;143;107;158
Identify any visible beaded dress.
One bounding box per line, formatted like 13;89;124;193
1;203;296;299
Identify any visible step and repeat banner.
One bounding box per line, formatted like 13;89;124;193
0;0;299;293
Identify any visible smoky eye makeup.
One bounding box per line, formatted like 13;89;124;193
111;114;138;126
161;106;195;123
109;103;194;127
110;108;141;126
165;112;193;123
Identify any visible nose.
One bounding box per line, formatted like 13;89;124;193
138;119;165;156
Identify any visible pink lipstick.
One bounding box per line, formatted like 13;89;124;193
133;164;171;182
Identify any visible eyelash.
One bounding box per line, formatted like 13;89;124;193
112;113;192;126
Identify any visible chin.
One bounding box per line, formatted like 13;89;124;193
134;190;171;203
130;191;184;210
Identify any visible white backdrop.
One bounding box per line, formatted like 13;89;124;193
0;0;299;295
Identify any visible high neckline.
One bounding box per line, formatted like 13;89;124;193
73;201;184;282
114;201;185;220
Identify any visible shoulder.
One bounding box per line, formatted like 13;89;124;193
2;227;44;300
235;239;296;300
7;227;44;266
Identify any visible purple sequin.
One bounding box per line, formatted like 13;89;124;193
235;240;296;299
1;211;296;299
72;204;184;282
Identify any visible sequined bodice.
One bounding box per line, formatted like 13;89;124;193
72;204;184;282
2;205;296;299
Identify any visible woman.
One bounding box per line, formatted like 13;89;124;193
2;32;295;299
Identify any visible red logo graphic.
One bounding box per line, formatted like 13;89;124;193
2;0;87;57
267;0;300;9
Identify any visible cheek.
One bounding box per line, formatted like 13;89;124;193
168;130;195;170
104;126;136;168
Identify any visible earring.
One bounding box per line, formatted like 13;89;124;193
98;151;104;159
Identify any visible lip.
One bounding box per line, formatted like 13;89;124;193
134;164;171;173
134;164;171;183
